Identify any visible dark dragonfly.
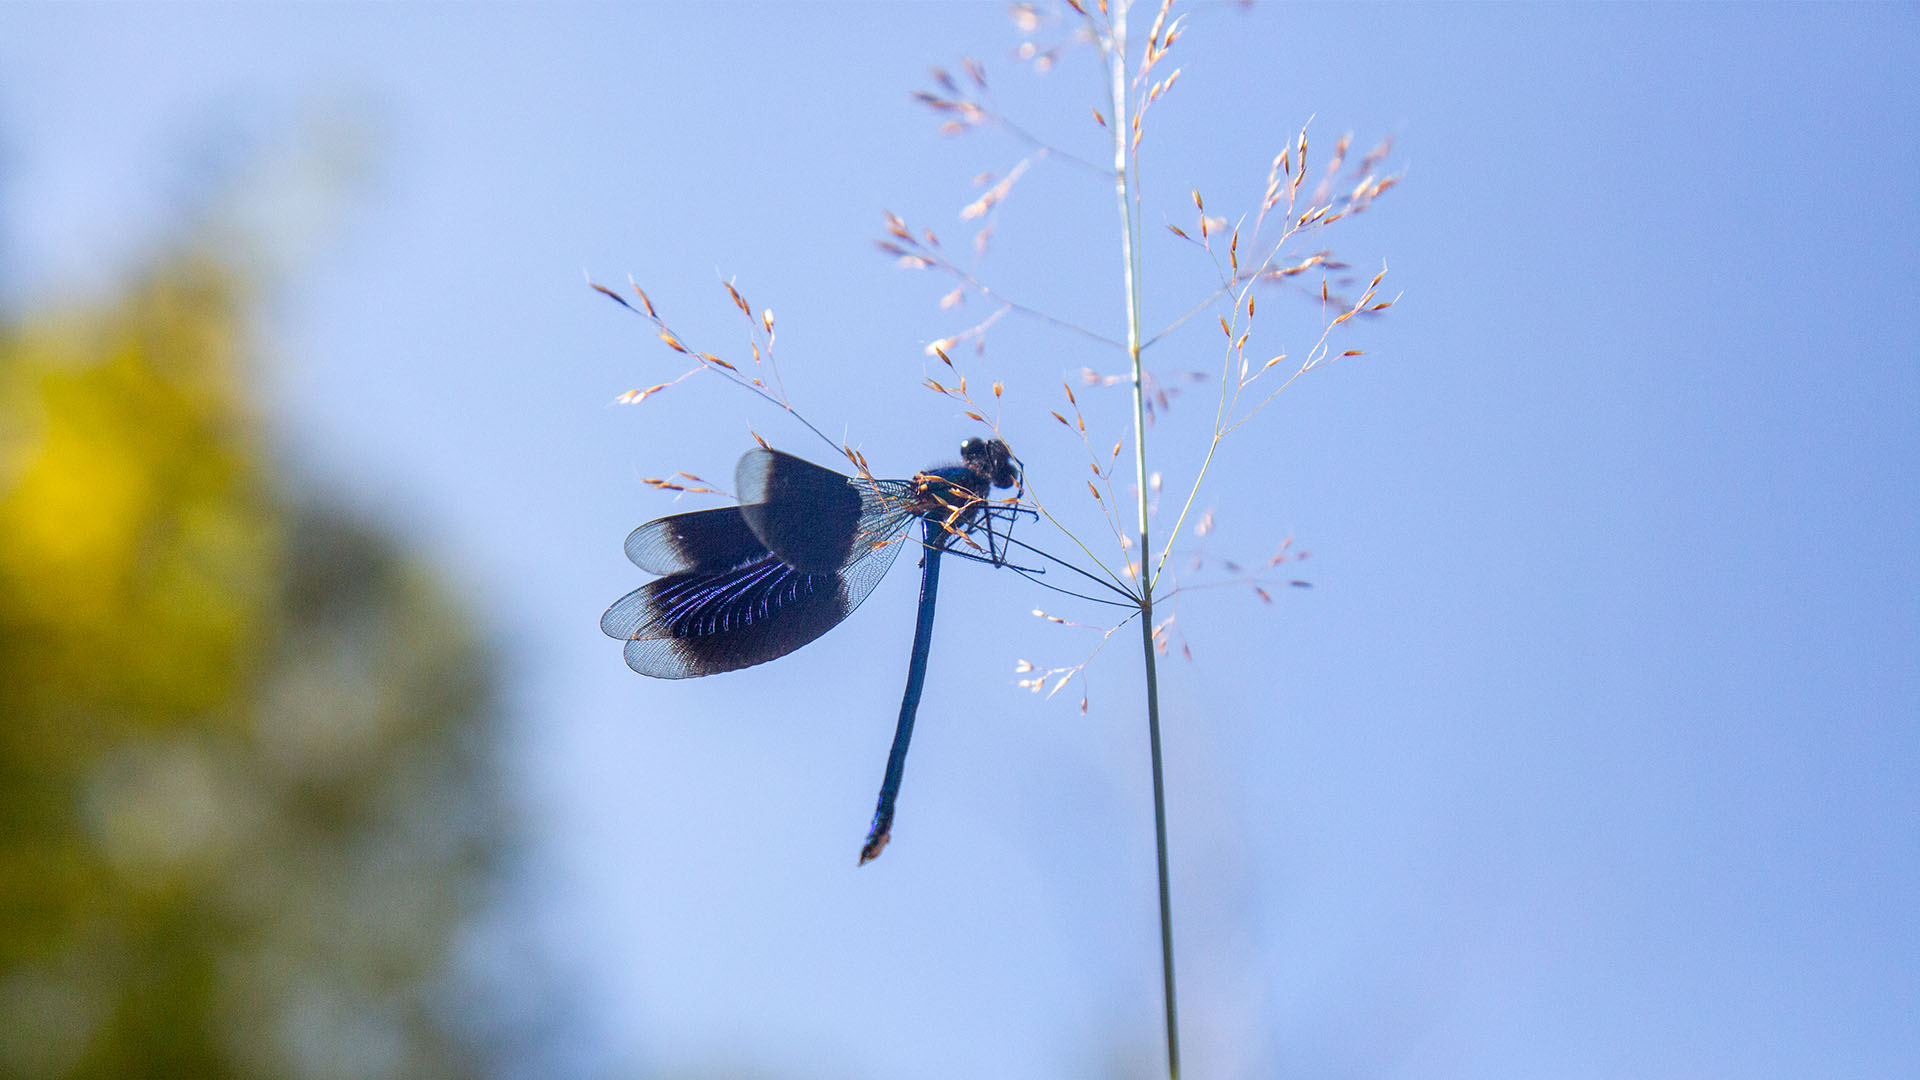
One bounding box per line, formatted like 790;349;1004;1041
601;437;1024;864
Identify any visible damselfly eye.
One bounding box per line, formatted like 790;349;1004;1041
959;437;1020;491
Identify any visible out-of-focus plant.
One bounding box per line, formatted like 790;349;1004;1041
0;246;505;1079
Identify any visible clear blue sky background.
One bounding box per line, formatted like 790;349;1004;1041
5;3;1916;1078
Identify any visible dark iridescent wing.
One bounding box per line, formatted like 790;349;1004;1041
601;533;907;678
623;451;919;577
623;506;764;575
603;447;931;678
735;448;923;573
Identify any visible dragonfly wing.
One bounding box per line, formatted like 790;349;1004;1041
603;531;910;679
734;448;862;574
735;449;921;574
623;506;766;575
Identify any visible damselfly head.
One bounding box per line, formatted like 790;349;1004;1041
960;437;1022;492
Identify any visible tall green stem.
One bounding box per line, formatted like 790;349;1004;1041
1106;4;1180;1077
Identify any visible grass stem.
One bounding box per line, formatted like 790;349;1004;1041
1104;3;1181;1076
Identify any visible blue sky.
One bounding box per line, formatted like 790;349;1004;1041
5;3;1917;1078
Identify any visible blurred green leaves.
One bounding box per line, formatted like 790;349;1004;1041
0;250;503;1076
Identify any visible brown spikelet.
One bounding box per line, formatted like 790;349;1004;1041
1087;481;1103;502
590;281;631;308
659;332;689;354
1167;224;1189;240
1145;0;1171;58
613;384;665;405
1340;349;1365;357
724;281;750;316
1091;106;1107;127
1272;253;1327;277
1052;410;1071;427
962;159;1029;220
1360;134;1395;172
750;430;770;449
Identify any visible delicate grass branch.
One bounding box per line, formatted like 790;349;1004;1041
879;211;1123;350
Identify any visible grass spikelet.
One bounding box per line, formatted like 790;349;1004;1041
590;280;631;308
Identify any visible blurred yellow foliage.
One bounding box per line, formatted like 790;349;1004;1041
0;253;500;1078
